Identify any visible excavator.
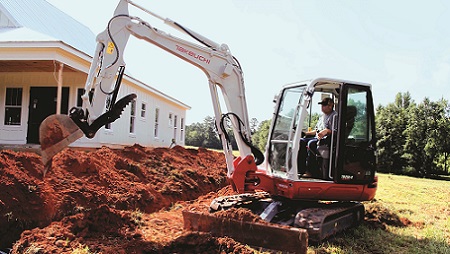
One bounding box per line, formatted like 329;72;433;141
39;0;377;252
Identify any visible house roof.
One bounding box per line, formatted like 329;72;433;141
0;0;95;55
0;0;190;110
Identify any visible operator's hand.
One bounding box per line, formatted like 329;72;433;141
317;129;328;140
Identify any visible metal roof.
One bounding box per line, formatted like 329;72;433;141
0;0;95;55
0;0;190;110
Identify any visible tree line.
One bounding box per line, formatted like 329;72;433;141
376;92;450;177
185;92;450;177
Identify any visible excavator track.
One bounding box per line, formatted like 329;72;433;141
183;192;365;253
294;202;364;242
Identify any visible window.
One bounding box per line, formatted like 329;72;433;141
76;88;84;107
347;88;371;142
129;99;136;133
154;108;160;137
4;88;23;125
180;118;184;141
168;113;173;126
173;115;178;141
141;103;147;118
76;88;93;107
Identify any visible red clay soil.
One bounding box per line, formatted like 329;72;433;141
0;144;415;253
0;145;260;253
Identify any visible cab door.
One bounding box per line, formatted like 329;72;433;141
268;85;305;175
333;84;376;184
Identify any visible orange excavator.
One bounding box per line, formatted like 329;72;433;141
39;1;377;252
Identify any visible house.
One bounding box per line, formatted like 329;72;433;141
0;0;190;149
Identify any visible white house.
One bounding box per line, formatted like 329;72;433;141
0;0;190;148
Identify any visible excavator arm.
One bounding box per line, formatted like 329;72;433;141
39;0;263;177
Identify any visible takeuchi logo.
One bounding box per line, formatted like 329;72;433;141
176;45;211;64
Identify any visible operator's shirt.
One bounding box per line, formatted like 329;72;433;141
315;110;337;132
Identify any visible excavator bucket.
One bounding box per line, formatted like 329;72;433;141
182;210;308;254
39;114;83;165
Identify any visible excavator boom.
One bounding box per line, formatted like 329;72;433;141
39;0;259;175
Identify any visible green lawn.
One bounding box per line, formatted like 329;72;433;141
309;173;450;254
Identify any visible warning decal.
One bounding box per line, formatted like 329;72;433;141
107;42;115;54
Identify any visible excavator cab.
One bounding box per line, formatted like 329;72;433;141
267;78;377;185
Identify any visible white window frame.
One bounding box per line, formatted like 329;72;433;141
180;117;184;141
140;102;147;119
173;115;178;141
154;107;160;138
129;99;136;134
168;112;173;127
4;87;23;126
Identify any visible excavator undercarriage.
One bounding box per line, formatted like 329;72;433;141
183;192;365;253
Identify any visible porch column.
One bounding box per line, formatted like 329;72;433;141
56;63;64;114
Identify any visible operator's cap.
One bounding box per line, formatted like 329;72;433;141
318;97;334;105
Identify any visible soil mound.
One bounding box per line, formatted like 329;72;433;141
363;200;412;230
0;145;230;252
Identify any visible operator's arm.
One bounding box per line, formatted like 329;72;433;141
316;111;337;140
303;114;331;139
303;128;330;139
317;128;331;139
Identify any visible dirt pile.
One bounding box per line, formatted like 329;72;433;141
363;200;412;230
1;145;255;253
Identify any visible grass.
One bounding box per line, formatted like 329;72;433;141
72;244;96;254
308;173;450;254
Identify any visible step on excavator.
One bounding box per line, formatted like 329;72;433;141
39;1;378;252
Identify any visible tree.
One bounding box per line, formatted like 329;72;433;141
185;122;205;147
250;118;259;134
185;116;221;149
252;120;271;151
430;99;450;174
202;116;222;149
403;98;448;176
435;100;450;174
375;92;413;173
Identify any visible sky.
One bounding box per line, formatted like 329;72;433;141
46;0;450;125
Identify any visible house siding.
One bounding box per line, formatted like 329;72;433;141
0;71;187;148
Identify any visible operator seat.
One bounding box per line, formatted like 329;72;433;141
317;105;357;180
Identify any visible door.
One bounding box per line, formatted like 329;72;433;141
333;84;376;184
268;85;305;174
27;87;69;144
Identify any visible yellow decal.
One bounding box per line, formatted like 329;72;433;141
106;42;115;54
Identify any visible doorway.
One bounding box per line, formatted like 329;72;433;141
27;87;69;144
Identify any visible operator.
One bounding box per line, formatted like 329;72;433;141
298;97;337;177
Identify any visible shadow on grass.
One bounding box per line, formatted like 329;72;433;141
429;175;450;181
309;201;450;254
311;224;450;254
